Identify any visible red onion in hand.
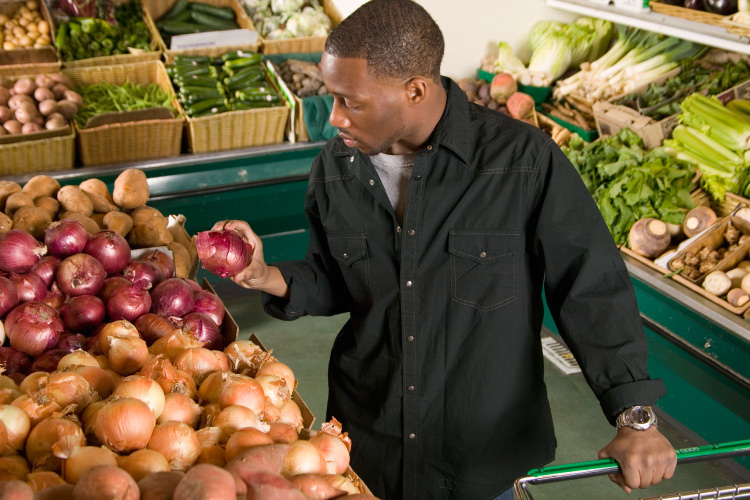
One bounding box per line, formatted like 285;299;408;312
98;276;131;302
9;272;46;303
57;253;106;297
29;348;67;372
0;230;47;273
84;230;130;275
192;292;225;327
196;230;251;278
5;301;64;356
107;279;152;322
139;249;175;280
134;313;175;345
43;283;66;311
0;276;19;317
29;256;60;287
60;295;105;333
54;332;87;352
181;312;221;350
151;278;194;318
123;261;164;288
45;220;88;257
0;346;31;379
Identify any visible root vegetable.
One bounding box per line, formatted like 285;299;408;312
3;120;21;135
34;74;53;89
22;175;59;200
13;104;39;125
79;179;118;214
12;78;34;96
32;484;74;500
33;87;53;103
506;91;535;121
683;206;717;238
0;87;9;106
12;206;51;239
0;105;12;122
168;242;192;279
34;197;59;219
72;466;139;500
7;95;33;111
113;169;149;210
727;288;750;307
21;123;41;134
59;212;99;234
55;100;77;120
0;480;33;500
37;100;56;117
0;181;21;211
128;222;174;248
103;212;133;238
629;218;671;258
57;185;93;217
5;192;34;217
44;116;67;130
702;270;732;296
138;471;185;500
489;73;517;104
0;212;12;233
726;267;747;289
130;206;165;227
62;90;82;108
172;464;237;500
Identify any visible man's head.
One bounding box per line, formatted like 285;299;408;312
321;0;446;156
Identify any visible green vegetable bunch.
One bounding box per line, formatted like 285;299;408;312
55;0;152;61
565;128;697;246
74;81;175;127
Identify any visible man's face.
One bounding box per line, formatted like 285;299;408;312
320;52;408;156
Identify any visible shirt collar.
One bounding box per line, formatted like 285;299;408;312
331;76;471;163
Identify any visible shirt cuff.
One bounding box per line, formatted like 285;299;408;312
261;261;307;320
599;379;667;425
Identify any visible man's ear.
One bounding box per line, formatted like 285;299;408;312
405;77;428;104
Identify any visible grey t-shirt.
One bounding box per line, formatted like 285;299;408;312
370;152;416;224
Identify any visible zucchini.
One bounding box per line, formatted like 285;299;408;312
232;101;281;110
173;65;218;79
180;88;224;103
221;50;257;61
180;84;224;96
224;67;265;88
174;54;214;63
186;97;228;116
222;54;262;71
160;20;213;34
189;2;236;20
189;10;239;30
175;75;222;88
161;0;189;20
234;91;281;103
192;105;229;118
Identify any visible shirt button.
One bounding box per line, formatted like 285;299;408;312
414;175;422;180
407;336;414;342
405;280;413;287
350;156;355;162
407;385;415;391
409;433;416;439
369;179;375;186
407;229;415;236
426;145;432;150
342;253;349;260
396;226;402;233
479;251;487;258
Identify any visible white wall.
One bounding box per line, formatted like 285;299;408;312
332;0;577;80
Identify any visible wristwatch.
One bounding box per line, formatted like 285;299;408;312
616;405;658;431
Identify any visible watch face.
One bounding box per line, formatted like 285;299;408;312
632;407;649;424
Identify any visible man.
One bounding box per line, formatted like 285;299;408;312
215;0;677;498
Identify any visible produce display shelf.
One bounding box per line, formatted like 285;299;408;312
546;0;750;54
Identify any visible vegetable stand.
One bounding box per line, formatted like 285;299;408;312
514;440;750;499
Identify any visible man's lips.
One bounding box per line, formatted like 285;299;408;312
339;133;357;146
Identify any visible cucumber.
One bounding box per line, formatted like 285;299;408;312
192;105;229;118
234;90;280;102
189;10;239;30
161;0;189;20
190;2;236;20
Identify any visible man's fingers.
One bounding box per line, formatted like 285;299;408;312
211;220;229;231
608;473;631;494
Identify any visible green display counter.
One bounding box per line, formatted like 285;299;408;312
13;143;749;472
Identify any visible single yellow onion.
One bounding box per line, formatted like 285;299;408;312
309;418;352;475
224;427;274;462
25;412;85;471
149;330;203;363
107;335;149;375
45;371;96;410
53;435;117;484
256;360;296;394
93;397;155;453
267;422;299;444
112;375;165;419
195;427;224;467
223;340;268;376
11;392;60;427
213;405;270;444
25;470;66;491
0;455;30;481
98;320;139;356
116;448;170;482
0;404;30;454
57;350;99;370
18;372;47;394
280;439;327;477
69;365;117;399
197;370;228;405
147;421;201;471
174;347;228;386
254;374;290;410
158;392;201;427
217;373;265;414
278;399;304;433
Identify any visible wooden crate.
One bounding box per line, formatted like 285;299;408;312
62;60;184;165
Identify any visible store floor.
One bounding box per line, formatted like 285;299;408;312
214;281;750;500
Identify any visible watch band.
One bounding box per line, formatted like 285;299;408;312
616;405;658;431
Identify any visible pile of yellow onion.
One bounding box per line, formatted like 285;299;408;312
0;321;370;500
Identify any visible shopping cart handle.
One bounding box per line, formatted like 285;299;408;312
523;439;750;483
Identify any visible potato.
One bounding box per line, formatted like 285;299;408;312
73;466;138;500
60;211;99;235
113;169;149;210
22;175;59;200
0;181;22;211
34;196;59;219
90;213;106;228
127;222;174;248
168;242;192;279
79;178;119;214
172;464;236;500
168;215;197;268
130;206;166;227
12;206;51;239
0;212;12;233
33;484;74;500
0;480;33;500
103;211;133;238
138;471;185;500
57;185;93;216
5;192;34;217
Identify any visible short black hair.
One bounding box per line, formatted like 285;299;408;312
324;0;444;83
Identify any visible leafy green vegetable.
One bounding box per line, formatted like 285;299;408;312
564;128;696;245
74;81;176;127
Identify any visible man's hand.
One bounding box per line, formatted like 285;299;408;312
598;427;676;493
211;220;289;298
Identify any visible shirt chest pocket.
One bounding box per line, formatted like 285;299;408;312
448;230;519;311
327;234;372;307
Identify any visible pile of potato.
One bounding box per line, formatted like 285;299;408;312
0;1;51;50
277;59;329;99
0;169;196;279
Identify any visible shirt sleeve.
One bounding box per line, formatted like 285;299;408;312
262;157;354;320
529;139;666;425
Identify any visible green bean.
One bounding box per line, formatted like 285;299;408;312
74;80;175;127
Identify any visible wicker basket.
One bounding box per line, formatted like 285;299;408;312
0;0;58;69
256;0;342;54
143;0;260;64
60;0;162;68
0;132;75;175
63;60;184;166
648;1;727;26
711;192;750;217
0;60;60;76
722;13;750;40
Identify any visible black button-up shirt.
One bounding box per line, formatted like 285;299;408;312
263;77;666;500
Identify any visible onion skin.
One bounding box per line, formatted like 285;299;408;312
123;261;164;288
147;421;201;471
138;471;184;500
29;257;59;289
98;276;131;303
5;302;64;357
84;231;130;275
0;276;19;317
106;280;152;323
0;230;47;273
139;249;175;280
59;295;105;333
25;416;85;471
72;465;140;500
224;428;274;463
180;312;221;350
0;347;30;380
9;272;46;303
171;464;237;500
134;313;175;345
32;484;75;500
54;333;87;353
44;220;87;258
196;230;250;278
94;397;156;454
192;292;225;327
29;349;67;372
151;278;194;318
56;254;106;297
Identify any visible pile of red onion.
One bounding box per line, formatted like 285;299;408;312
0;218;227;378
